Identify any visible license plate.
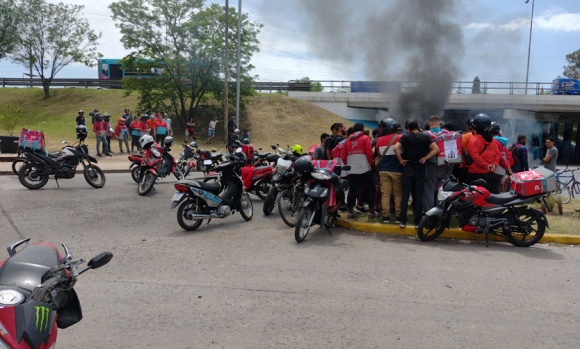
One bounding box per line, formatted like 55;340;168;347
171;193;184;202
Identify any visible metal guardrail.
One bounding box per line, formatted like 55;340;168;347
0;77;555;95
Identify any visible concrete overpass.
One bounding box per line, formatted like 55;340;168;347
289;91;580;162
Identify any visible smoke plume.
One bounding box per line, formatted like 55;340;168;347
297;0;464;121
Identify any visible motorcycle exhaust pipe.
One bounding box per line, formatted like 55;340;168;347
186;213;226;219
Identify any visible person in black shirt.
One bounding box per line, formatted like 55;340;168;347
393;119;439;228
75;110;85;126
325;123;345;160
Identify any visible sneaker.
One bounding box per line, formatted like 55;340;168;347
414;225;419;229
368;212;380;219
382;216;390;223
105;154;112;157
354;206;368;214
397;221;406;228
97;153;102;157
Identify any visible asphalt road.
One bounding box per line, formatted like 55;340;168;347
1;173;579;349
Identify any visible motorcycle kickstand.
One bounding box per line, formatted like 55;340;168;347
206;219;212;225
54;177;60;188
484;228;489;248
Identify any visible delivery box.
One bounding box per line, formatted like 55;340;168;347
510;167;557;197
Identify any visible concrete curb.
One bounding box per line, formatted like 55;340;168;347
335;219;580;245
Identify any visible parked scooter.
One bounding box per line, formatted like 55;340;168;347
263;156;295;216
293;158;350;242
418;176;549;247
137;135;185;195
0;238;113;349
171;148;253;231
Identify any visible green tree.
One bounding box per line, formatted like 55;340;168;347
0;103;22;136
10;0;101;98
563;49;580;78
0;0;20;59
109;0;263;127
472;76;481;94
294;76;322;92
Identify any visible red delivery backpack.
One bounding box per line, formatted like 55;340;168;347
18;129;46;151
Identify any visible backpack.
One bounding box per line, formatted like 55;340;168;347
508;143;522;165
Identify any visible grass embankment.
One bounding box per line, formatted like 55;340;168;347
0;88;352;151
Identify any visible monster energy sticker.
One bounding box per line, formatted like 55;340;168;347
35;306;50;332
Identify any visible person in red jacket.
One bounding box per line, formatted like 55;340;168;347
114;118;130;153
489;123;513;193
340;122;378;219
92;113;111;157
466;114;500;190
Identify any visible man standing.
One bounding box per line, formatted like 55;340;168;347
340;123;378;220
227;115;236;149
393;119;439;228
92;113;111;157
75;110;85;126
163;113;172;136
424;115;451;212
313;133;329;160
375;118;402;223
207;117;219;144
543;136;558;172
326;123;345;160
510;135;529;173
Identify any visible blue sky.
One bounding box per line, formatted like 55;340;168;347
1;0;579;84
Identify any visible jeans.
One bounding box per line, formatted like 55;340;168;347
399;172;426;225
96;135;109;155
118;138;130;153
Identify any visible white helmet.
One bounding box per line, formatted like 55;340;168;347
139;134;154;149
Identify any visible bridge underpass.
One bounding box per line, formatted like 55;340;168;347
289;92;580;163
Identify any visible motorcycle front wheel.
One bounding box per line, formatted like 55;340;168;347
254;178;271;200
263;186;279;216
84;164;106;188
12;158;26;176
130;166;140;183
278;189;302;227
18;163;49;189
138;171;157;196
504;208;546;247
177;200;204;231
295;206;315;243
239;193;253;221
417;215;450;241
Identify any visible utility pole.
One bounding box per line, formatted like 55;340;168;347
224;0;229;148
525;0;535;95
235;0;242;128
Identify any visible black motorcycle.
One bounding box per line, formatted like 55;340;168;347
263;156;295;216
171;149;253;231
0;238;113;348
18;140;106;190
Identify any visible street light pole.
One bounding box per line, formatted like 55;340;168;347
524;0;535;95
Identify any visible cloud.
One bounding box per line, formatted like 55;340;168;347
464;11;580;32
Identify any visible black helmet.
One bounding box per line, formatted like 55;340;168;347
489;122;501;135
76;125;88;141
378;118;398;135
472;113;491;133
294;156;313;174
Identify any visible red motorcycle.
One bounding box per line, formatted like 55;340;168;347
0;238;112;349
417;177;549;247
128;153;144;183
137;135;186;195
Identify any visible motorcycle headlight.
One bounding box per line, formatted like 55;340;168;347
311;171;332;181
152;149;161;157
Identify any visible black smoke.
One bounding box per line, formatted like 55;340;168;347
296;0;464;120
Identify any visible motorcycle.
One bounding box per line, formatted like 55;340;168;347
293;159;350;242
263;156;295;216
171;149;253;231
137;136;186;195
0;238;113;349
128;153;144;183
18;140;106;190
417;177;549;247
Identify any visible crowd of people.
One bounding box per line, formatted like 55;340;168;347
75;109;173;156
311;113;546;228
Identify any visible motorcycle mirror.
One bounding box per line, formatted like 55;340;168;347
87;252;113;270
271;145;277;150
235;148;243;154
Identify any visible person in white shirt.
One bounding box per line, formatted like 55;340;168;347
207;117;219;144
163;113;172;136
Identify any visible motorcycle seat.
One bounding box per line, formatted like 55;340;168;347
47;151;62;158
196;181;222;193
485;192;516;205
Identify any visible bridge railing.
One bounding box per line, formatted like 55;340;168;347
0;77;554;95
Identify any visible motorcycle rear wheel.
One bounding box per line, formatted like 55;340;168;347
505;208;546;247
138;171;157;196
130;166;140;183
278;189;301;227
263;186;278;216
239;193;253;221
295;206;315;243
18;163;49;189
84;165;106;188
417;215;450;241
254;178;271;200
177;200;203;231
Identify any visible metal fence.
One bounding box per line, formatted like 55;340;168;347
0;77;554;95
